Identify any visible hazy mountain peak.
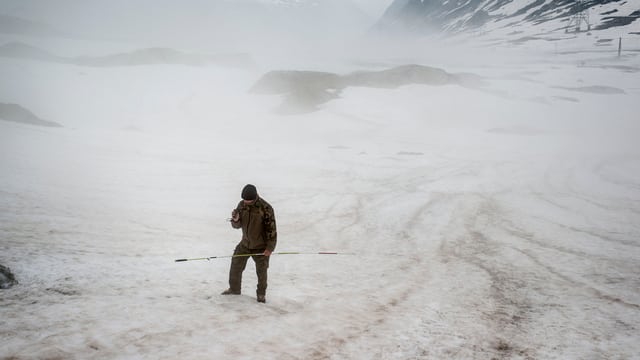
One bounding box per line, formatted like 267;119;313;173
0;0;371;53
375;0;640;36
256;0;315;7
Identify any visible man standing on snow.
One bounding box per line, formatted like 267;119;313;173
222;184;277;303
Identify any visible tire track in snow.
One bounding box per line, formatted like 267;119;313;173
593;155;640;193
436;193;539;359
510;246;640;311
541;159;640;217
430;162;640;359
300;190;446;359
502;218;639;260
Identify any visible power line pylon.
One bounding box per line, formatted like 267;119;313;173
566;0;591;33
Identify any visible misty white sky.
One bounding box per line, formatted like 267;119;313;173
352;0;394;18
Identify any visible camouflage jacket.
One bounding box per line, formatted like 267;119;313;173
231;197;277;251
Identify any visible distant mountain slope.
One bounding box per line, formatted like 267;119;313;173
0;0;371;51
375;0;640;36
0;103;62;127
0;42;254;68
0;14;66;38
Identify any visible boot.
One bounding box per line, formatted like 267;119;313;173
221;288;240;295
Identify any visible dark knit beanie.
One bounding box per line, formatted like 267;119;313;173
241;184;258;200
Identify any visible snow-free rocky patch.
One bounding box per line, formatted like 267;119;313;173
250;64;485;113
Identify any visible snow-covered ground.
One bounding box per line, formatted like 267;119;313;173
1;31;640;359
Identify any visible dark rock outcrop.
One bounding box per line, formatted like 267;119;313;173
251;64;484;113
0;264;18;289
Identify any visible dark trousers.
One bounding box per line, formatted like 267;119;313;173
228;242;269;296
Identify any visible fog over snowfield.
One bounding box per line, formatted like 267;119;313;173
1;1;639;359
